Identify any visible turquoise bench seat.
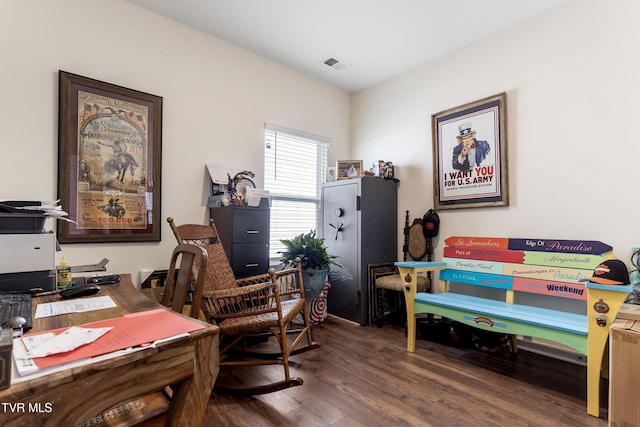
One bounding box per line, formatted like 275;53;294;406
414;292;587;336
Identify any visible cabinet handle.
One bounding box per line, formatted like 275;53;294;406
245;263;259;268
245;230;259;234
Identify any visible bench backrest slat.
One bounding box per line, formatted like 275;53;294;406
439;269;513;290
440;268;593;301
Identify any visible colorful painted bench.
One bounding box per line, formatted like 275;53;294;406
398;237;633;418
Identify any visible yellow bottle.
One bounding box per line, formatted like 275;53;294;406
57;255;72;289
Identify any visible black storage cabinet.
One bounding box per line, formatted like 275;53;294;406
321;177;398;325
209;199;270;278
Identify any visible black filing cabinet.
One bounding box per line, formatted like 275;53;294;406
321;177;398;325
209;200;270;278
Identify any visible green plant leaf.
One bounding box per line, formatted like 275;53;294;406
278;229;341;274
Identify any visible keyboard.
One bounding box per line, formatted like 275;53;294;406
0;293;32;332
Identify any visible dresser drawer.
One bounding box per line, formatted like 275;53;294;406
231;243;270;278
232;209;269;243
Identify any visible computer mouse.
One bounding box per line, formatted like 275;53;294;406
60;284;101;299
2;316;26;330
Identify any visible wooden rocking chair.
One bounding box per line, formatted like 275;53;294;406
167;217;321;395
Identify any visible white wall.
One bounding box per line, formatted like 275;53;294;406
0;0;350;283
351;0;640;263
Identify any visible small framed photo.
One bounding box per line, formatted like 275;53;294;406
326;167;337;182
336;160;363;180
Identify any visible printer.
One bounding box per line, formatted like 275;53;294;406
0;233;57;292
0;201;57;292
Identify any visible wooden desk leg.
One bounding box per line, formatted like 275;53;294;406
399;267;418;353
166;333;219;426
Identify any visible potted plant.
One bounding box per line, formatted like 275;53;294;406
279;230;340;299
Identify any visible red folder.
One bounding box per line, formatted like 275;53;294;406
31;309;206;369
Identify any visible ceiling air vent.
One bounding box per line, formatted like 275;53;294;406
323;56;347;70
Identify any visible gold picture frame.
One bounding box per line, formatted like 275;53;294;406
432;92;508;210
336;160;363;180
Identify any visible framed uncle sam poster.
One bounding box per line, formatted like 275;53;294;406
432;92;508;210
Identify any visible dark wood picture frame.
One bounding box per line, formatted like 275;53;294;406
57;71;162;243
367;262;400;325
432;92;508;210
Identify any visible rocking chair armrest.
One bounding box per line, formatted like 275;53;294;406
273;266;300;280
233;268;278;288
204;280;275;300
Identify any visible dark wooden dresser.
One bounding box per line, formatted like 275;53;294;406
209;199;270;278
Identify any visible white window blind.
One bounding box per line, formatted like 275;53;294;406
264;124;329;261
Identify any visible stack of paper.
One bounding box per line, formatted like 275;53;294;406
0;199;73;223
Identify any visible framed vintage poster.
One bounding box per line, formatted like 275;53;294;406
57;71;162;243
432;92;508;210
336;160;363;180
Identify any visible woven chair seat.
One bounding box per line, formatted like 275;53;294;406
217;299;304;335
375;274;430;292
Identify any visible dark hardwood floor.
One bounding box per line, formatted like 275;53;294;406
204;316;608;427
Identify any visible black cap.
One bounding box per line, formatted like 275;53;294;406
582;259;630;285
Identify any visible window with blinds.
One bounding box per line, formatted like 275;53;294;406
264;124;329;261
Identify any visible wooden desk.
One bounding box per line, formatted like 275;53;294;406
0;274;219;426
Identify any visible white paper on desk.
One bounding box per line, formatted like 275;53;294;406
13;333;56;376
17;326;112;359
34;296;117;318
